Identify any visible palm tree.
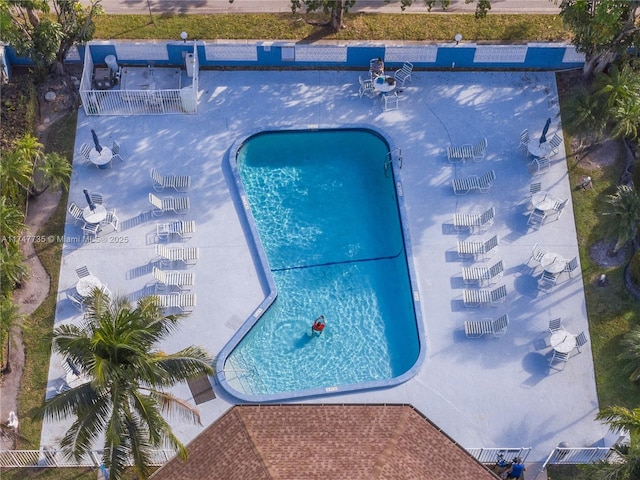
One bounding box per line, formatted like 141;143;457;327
31;152;72;195
560;86;607;147
0;244;28;294
41;290;214;480
604;185;640;252
0;198;26;241
619;326;640;383
0;150;33;202
590;406;640;480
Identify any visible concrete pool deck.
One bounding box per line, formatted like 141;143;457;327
43;69;611;468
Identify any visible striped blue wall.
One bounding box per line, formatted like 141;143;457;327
4;41;585;71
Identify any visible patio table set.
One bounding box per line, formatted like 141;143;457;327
78;130;124;169
525;242;579;293
547;318;589;369
67;189;119;240
358;59;413;112
518;118;564;175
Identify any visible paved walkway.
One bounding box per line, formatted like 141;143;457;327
43;69;610;473
98;0;561;15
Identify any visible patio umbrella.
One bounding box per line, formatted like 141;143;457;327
83;189;96;211
91;129;102;153
539;117;551;145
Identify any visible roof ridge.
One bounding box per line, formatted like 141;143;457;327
234;407;274;479
370;406;412;478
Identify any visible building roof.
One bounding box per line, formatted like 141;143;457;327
150;404;498;480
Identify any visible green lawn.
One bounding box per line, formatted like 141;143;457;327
93;13;570;42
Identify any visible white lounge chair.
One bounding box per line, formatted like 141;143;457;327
155;245;200;267
462;260;503;287
149;193;190;216
154;293;197;313
464;314;509;338
463;285;507;307
457;235;499;261
465;138;488;161
453;207;495;233
152;267;195;292
453;170;496;195
150;168;192;192
156;220;196;241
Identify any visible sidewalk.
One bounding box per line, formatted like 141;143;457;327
98;0;561;15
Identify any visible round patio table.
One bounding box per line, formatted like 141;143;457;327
76;275;103;297
528;141;551;159
540;252;566;274
531;192;556;212
373;75;397;94
89;147;113;168
550;331;577;354
83;205;107;224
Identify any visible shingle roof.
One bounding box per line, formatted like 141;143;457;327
150;404;498;480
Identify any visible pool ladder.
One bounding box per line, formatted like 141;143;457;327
384;148;402;176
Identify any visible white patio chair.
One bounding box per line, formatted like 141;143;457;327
548;132;563;156
155;245;200;267
157;220;196;241
111;140;124;162
358;75;375;98
563;256;579;279
393;61;413;86
150;168;192;192
457;234;499;262
538;270;558;292
383;92;399;111
518;129;530;152
75;265;91;279
548;318;565;335
463;285;507;307
550;198;569;220
530;182;542;196
90;192;103;205
549;349;570;369
152;267;195;293
101;209;119;232
527;208;547;229
68;203;84;225
149;193;190;216
79;143;92;165
575;331;589;353
531;156;551;174
68;290;86;310
82;222;100;240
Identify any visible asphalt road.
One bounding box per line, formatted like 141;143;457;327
96;0;561;15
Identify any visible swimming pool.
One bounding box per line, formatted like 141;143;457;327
217;127;424;401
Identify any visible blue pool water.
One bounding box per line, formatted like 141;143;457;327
219;128;422;400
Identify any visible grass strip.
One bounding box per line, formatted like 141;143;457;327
94;13;570;42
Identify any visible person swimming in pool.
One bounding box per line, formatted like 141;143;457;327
311;315;326;336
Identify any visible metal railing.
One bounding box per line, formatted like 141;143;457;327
79;42;198;116
0;448;175;468
467;447;532;465
542;447;625;470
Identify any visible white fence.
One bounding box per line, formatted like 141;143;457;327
79;43;198;116
466;447;532;465
0;448;175;468
542;447;626;470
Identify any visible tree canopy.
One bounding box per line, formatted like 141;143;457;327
0;0;102;73
559;0;640;77
42;291;214;480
